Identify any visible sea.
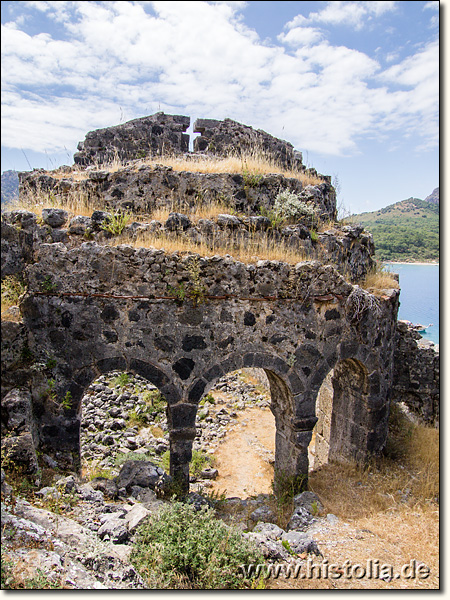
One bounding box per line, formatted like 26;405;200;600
385;263;440;346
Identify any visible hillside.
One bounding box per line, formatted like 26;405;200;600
353;196;439;263
1;170;19;205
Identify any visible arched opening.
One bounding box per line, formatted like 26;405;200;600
191;368;276;498
309;358;370;470
79;370;170;480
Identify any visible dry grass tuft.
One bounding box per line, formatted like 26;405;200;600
123;229;308;265
309;404;439;520
37;149;325;187
7;183;102;218
362;271;400;294
270;403;439;589
149;199;236;223
141;150;325;187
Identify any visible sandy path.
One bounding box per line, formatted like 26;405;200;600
210;407;276;498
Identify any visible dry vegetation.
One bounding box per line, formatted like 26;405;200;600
47;149;325;187
270;403;439;590
127;229;309;266
362;270;400;295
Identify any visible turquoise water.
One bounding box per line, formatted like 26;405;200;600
385;263;439;345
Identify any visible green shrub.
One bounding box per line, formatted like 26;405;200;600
190;449;213;477
109;372;132;388
101;211;131;236
273;189;317;225
114;451;155;466
131;502;264;589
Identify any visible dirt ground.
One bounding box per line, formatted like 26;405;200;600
207;404;439;590
209;406;275;498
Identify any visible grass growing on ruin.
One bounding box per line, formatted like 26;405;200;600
126;229;309;266
8;182;102;218
140;150;324;187
310;403;438;519
362;270;400;295
302;403;439;588
268;403;439;590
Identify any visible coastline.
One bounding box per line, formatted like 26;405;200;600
384;261;439;266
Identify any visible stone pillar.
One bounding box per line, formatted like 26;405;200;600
166;401;198;496
169;429;195;496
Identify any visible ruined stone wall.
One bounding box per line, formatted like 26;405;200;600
1;208;374;284
392;322;439;426
19;164;337;221
193;118;307;172
74;113;190;166
72;112;313;174
1;228;399;489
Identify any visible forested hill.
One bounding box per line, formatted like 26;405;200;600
353;195;439;263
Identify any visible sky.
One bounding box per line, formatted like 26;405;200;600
1;1;440;215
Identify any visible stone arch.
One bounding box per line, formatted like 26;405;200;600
40;356;182;473
310;357;376;469
186;351;316;494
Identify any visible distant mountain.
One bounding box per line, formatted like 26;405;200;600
353;194;439;263
424;187;439;205
1;170;19;206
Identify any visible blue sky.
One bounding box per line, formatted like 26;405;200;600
1;1;440;214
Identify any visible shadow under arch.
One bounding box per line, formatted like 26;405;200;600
310;357;372;469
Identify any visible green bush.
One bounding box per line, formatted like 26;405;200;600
273;190;317;225
101;211;131;236
190;449;213;477
131;501;264;589
109;372;132;388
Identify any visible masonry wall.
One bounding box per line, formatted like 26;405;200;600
392;322;439;426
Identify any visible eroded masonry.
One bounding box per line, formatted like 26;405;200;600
2;113;435;494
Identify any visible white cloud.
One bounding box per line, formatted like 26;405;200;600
307;1;398;30
278;26;323;47
1;0;439;159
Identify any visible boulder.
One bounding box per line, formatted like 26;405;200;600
287;506;315;532
292;491;324;515
115;461;162;493
249;505;277;523
41;208;68;228
90;477;119;500
281;531;321;556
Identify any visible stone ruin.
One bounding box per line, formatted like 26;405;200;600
1;113;438;494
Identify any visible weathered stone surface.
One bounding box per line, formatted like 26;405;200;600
249;505;277;523
287;506;315;532
392;322;439;425
293;491;324;515
42;208;69;228
281;531;321;555
115;461;164;493
1;221;33;277
2;497;145;588
74;113;190;165
253;522;285;540
90;477;120;499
